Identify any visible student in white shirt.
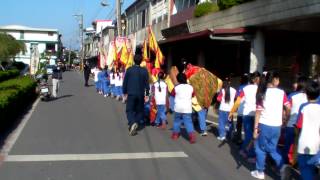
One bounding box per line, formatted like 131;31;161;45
282;76;308;164
229;71;260;160
251;71;291;180
171;73;196;144
295;80;320;180
114;67;124;101
109;68;116;98
91;66;101;92
216;77;236;141
152;72;168;129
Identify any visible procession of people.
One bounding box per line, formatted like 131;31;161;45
83;41;320;180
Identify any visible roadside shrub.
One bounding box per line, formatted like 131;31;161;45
218;0;254;10
194;1;220;18
0;69;20;82
0;76;37;123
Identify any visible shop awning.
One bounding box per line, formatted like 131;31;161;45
159;28;250;45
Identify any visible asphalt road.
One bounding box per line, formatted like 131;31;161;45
0;71;281;180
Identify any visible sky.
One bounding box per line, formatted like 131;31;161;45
0;0;134;49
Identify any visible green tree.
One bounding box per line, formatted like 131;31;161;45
0;33;26;61
218;0;254;10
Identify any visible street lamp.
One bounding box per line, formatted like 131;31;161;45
73;14;84;70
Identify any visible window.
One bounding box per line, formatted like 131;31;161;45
20;31;24;39
163;13;168;21
141;10;146;28
48;32;54;36
46;43;55;52
157;16;162;23
152;19;156;25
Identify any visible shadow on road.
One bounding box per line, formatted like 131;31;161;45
46;94;73;102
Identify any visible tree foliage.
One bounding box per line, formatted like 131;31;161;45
194;1;220;18
0;33;26;61
218;0;254;10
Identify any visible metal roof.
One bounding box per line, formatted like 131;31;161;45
0;25;58;32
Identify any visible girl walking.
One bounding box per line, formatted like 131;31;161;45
251;71;290;179
152;72;168;129
217;77;236;141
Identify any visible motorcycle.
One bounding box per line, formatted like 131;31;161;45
36;74;51;101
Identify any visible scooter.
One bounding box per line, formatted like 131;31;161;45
36;74;51;101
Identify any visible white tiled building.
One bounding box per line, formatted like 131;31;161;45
0;25;59;65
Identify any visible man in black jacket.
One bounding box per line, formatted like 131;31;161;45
52;65;63;98
123;54;150;136
83;61;91;87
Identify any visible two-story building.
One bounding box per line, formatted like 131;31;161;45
0;25;59;65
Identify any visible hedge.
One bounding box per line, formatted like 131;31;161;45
218;0;254;10
0;76;37;124
0;69;20;82
194;2;219;18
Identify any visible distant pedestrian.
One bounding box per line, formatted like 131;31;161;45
52;65;63;98
83;61;91;87
123;54;150;136
171;73;196;144
296;80;320;180
91;66;101;92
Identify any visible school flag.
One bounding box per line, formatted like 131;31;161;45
120;43;129;65
147;26;164;68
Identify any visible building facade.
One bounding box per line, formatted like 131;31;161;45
0;25;59;65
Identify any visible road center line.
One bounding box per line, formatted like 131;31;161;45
5;152;188;162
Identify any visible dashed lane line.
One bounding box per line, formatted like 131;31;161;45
5;152;188;162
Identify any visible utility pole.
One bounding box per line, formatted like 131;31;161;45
116;0;121;36
73;14;84;70
68;39;71;68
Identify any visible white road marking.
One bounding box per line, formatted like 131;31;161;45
206;119;218;126
5;152;188;162
0;98;40;158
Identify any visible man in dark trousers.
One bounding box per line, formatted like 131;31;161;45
123;54;150;136
83;61;91;87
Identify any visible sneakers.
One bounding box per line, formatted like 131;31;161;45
104;94;107;98
161;123;166;130
217;136;226;141
250;170;265;179
129;123;138;136
171;133;180;140
200;131;208;136
189;133;196;144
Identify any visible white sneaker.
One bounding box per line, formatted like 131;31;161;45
217;136;225;141
201;131;208;136
250;170;265;179
129;123;138;136
104;94;107;98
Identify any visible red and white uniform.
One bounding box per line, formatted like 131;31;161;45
256;87;290;127
217;87;237;112
296;102;320;155
238;84;258;116
172;84;195;113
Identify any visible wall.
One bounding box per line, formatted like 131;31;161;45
188;0;320;32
